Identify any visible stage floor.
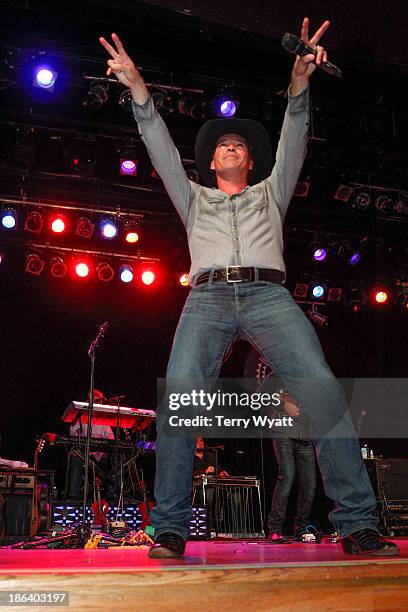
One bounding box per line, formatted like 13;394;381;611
1;538;408;611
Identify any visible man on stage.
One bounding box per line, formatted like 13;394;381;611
100;17;398;558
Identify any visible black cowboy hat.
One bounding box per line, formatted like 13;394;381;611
195;118;273;187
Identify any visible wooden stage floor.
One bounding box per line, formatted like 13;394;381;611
1;538;408;611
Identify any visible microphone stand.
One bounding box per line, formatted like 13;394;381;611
81;322;109;527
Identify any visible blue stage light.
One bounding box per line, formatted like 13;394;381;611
1;209;17;229
100;219;118;239
34;67;58;91
313;247;327;262
120;264;134;283
311;284;326;299
219;99;237;117
349;251;362;266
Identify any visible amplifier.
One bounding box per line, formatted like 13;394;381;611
0;469;36;492
365;459;408;500
365;459;408;535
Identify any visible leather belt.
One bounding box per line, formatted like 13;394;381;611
194;266;285;286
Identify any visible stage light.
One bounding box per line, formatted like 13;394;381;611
141;269;156;286
345;286;365;312
74;260;90;278
214;95;238;118
179;273;189;287
394;194;408;217
372;288;390;305
349;250;362;266
177;95;207;121
310;283;326;300
375;194;393;214
25;253;45;276
293;283;308;298
294;181;310;198
119;158;138;176
50;214;67;234
96;261;114;282
151;91;173;116
352;190;371;211
313;247;327;262
24;209;44;233
1;209;17;229
100;219;118;239
0;253;4;267
186;167;200;183
50;256;67;278
76;216;94;239
124;222;139;244
83;82;108;109
33;67;57;91
118;89;133;112
327;287;342;302
334;185;353;202
119;264;134;283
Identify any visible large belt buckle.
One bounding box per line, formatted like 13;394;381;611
226;266;243;283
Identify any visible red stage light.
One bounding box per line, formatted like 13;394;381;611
141;269;156;286
50;215;66;234
371;286;391;305
75;261;90;278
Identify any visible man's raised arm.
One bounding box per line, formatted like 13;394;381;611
99;34;194;225
267;18;330;220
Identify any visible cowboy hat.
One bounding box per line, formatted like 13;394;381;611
195;118;273;187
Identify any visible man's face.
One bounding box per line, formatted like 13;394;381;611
196;436;204;450
210;133;253;181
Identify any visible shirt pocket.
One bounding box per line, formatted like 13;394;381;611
244;184;269;212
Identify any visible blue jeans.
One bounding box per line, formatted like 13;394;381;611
267;437;316;533
151;280;378;539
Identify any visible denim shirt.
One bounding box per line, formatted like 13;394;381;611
132;87;309;285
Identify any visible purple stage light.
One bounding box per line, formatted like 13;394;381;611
219;99;237;118
313;248;327;261
349;251;362;266
120;159;137;175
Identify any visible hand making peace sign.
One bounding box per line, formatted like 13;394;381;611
292;17;331;79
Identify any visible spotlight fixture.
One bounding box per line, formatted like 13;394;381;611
310;241;328;262
119;158;138;176
76;216;95;239
74;259;91;278
213;94;238;118
334;185;353;202
375;194;393;214
50;256;67;278
395;283;408;307
345;286;366;312
177;95;207;121
118;88;133;112
49;214;67;234
352;190;371;211
186;167;200;183
33;66;58;92
83;82;109;109
24;209;44;233
327;287;342;302
293;283;308;298
306;306;328;328
179;273;189;287
119;264;134;283
151;90;173;116
294;181;310;198
309;282;327;300
1;208;17;229
124;222;139;244
96;261;115;282
100;218;118;239
25;252;45;276
141;268;156;286
394;194;408;217
370;285;391;305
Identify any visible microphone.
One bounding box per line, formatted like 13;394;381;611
203;444;225;451
99;321;109;335
281;32;342;78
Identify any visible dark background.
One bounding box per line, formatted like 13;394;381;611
1;1;407;532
